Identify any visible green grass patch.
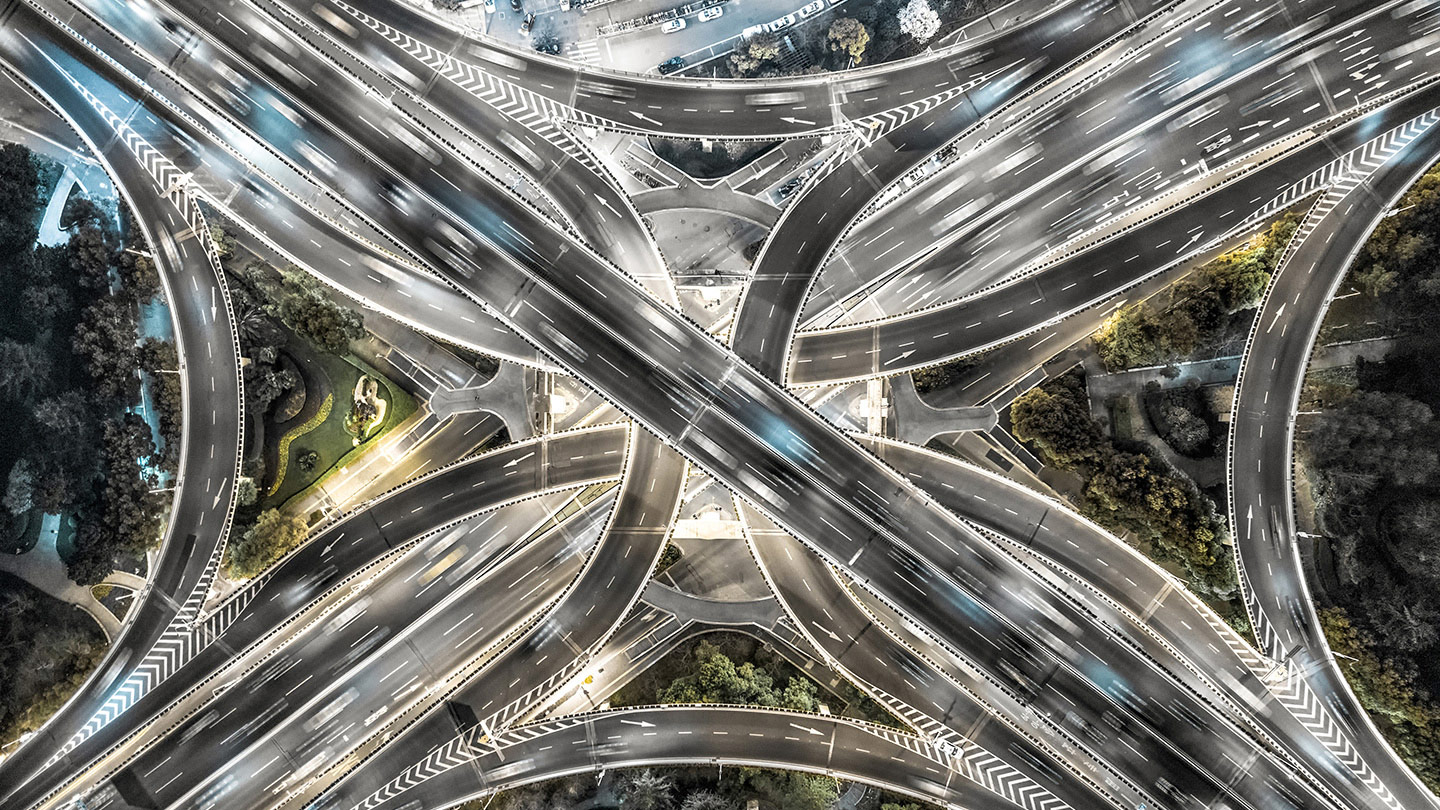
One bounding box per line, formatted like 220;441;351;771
272;355;416;513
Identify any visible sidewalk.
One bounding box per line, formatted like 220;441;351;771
0;515;123;640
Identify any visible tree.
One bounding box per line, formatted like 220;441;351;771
0;144;41;257
729;34;781;76
1160;404;1209;456
0;339;49;400
827;18;870;64
297;450;319;473
119;252;161;303
67;224;115;293
1353;263;1400;298
1308;392;1438;491
679;791;732;810
898;0;940;43
73;296;140;401
1009;376;1103;469
140;339;183;471
272;269;365;355
532;27;562;55
619;770;673;810
21;283;70;326
59;195;105;232
209;224;238;262
4;459;34;516
226;508;309;579
235;477;258;507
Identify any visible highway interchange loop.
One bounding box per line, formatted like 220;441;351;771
1;0;1439;809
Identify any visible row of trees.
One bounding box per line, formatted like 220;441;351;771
1095;213;1300;371
1011;373;1235;597
1302;160;1440;791
0;145;175;585
727;0;959;79
0;573;107;745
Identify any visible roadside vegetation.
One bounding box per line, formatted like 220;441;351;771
0;144;173;586
1298;159;1440;791
1094;212;1301;371
1010;371;1238;605
464;771;941;810
0;572;108;747
209;220;415;578
720;0;973;79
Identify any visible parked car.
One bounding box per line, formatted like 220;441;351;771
698;6;722;20
510;0;522;11
799;0;824;16
660;17;686;32
484;0;495;11
763;14;796;32
658;56;688;74
520;11;535;31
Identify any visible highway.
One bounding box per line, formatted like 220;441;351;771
0;422;630;810
2;0;1438;807
1228;105;1440;810
0;29;245;804
794;0;1437;329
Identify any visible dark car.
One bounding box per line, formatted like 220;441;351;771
657;56;687;75
510;0;522;10
520;11;535;31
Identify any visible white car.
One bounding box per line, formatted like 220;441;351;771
763;13;796;32
661;17;687;32
799;0;824;16
698;6;723;21
484;0;495;12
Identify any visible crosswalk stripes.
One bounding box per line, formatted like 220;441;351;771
566;40;601;67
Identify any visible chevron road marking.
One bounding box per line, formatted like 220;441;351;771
28;52;250;770
1229;108;1440;810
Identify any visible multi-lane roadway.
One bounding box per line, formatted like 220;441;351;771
2;0;1438;809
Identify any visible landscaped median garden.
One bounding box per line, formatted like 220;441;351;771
207;222;416;580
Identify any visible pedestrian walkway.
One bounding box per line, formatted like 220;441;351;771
36;167;77;246
0;514;123;641
565;39;601;65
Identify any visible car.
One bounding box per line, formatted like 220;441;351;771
799;0;824;16
660;17;686;32
520;11;535;31
484;0;495;11
763;14;795;32
698;6;722;20
657;56;688;74
510;0;521;10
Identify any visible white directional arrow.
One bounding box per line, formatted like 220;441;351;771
322;538;340;555
883;349;916;366
504;451;537;468
210;285;217;322
620;719;656;728
628;110;663;126
780;116;816;126
789;722;824;736
809;620;843;643
1246;504;1254;539
1239;120;1272;131
1266;303;1287;333
212;477;229;509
